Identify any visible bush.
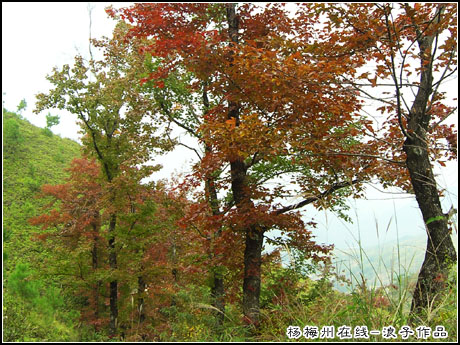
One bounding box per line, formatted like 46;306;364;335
3;117;24;154
4;263;80;342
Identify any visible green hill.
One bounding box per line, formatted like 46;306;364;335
3;108;82;341
3;109;81;269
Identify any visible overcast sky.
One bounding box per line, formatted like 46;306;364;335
2;2;124;138
2;3;458;255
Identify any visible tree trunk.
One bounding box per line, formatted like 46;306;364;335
202;76;227;326
225;3;264;328
206;176;226;327
402;15;457;318
137;275;146;323
108;213;118;337
405;134;457;318
229;150;264;329
242;226;264;327
91;226;101;322
210;268;226;327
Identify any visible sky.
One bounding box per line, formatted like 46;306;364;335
2;3;458;254
2;2;125;138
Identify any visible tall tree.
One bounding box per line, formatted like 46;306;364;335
34;22;170;336
142;50;230;326
112;3;377;327
30;157;105;327
310;3;457;319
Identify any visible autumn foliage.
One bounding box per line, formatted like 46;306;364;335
25;3;457;340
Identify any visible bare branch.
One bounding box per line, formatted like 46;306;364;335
87;3;95;61
307;151;404;165
275;179;361;215
178;142;203;160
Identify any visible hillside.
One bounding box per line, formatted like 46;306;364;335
3;109;81;269
3;109;83;341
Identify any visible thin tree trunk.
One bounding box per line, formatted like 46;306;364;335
206;175;226;327
108;213;118;337
171;234;178;308
137;275;146;323
210;268;226;326
91;226;101;322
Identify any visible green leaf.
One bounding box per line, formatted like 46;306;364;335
425;216;445;225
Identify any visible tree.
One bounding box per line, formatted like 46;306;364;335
30;157;105;327
17;98;27;114
34;21;171;336
3;116;24;155
111;3;378;327
29;157;178;339
311;3;457;320
43;112;60;136
137;47;232;326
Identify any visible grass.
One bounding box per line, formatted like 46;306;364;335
162;254;456;342
246;257;456;342
248;199;458;342
202;201;458;342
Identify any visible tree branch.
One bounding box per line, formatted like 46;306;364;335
275;179;361;215
158;98;200;138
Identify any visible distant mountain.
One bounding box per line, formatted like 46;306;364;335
330;233;458;292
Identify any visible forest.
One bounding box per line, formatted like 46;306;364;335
3;3;458;342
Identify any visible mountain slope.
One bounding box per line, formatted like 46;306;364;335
3;109;83;341
3;109;81;269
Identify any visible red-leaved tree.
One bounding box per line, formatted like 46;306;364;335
305;3;457;320
111;3;388;327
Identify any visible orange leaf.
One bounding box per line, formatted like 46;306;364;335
225;118;236;129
